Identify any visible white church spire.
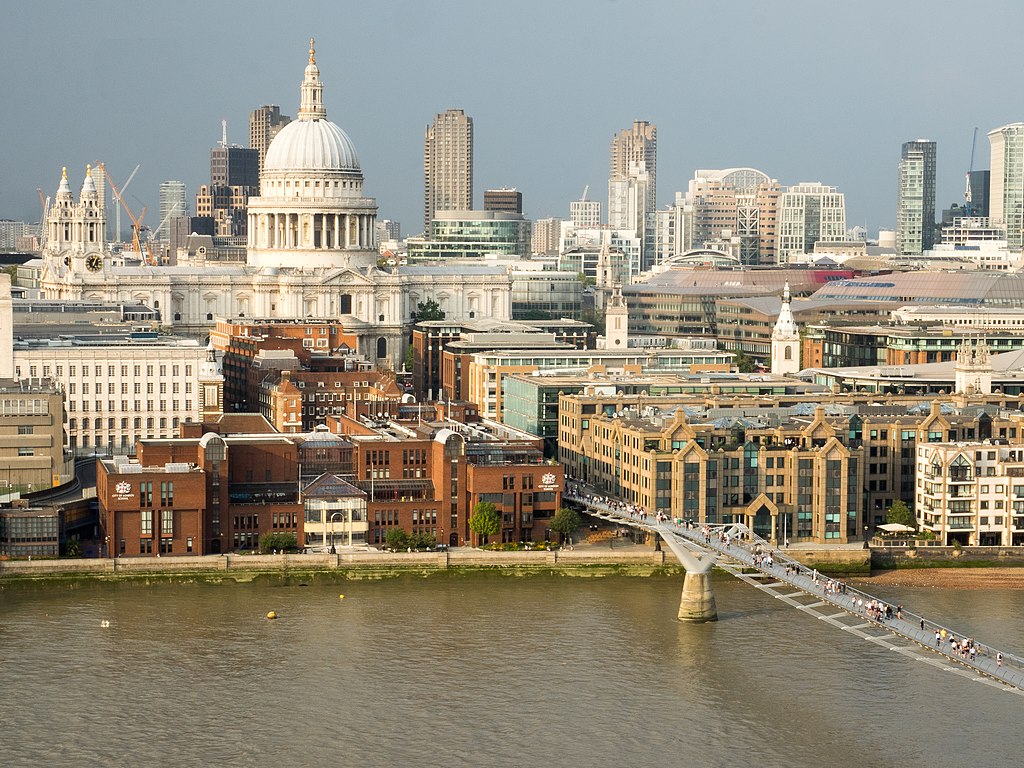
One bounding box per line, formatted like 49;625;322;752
771;281;800;375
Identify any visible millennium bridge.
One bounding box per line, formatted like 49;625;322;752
564;488;1024;695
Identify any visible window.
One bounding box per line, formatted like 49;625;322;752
141;509;153;535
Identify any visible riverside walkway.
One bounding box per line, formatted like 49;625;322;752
566;489;1024;695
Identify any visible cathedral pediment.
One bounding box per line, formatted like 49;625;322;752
315;267;376;287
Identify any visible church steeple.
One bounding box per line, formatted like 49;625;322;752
297;38;327;121
771;281;800;375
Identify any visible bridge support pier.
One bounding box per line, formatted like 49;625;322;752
657;531;719;623
678;570;718;622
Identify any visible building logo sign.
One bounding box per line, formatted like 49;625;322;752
540;472;559;491
114;481;134;500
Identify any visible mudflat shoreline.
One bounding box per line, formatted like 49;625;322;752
853;567;1024;590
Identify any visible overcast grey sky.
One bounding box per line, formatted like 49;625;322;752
2;0;1021;238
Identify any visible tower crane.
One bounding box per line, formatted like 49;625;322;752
36;188;49;249
965;127;978;215
101;163;155;265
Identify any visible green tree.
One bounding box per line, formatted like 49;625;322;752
577;272;596;289
259;532;298;553
414;298;445;322
385;527;410;551
886;499;915;529
733;350;757;373
550;506;582;543
469;501;501;545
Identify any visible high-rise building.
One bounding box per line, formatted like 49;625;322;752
609;121;656;268
195;138;260;238
158;181;187;242
775;182;846;263
570;199;601;228
211;145;259;188
988;123;1024;251
424;109;473;235
531;218;561;255
375;220;401;245
250;105;292;177
484;188;523;214
675;168;781;265
610;120;656;213
896;139;937;255
90;162;109;241
966;170;991;218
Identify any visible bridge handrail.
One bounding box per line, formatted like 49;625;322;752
564;487;1024;678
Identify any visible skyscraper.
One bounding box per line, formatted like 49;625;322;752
610;120;657;210
158;181;187;242
250;105;292;177
896;139;937;255
988;123;1024;250
424;109;473;235
609;121;657;269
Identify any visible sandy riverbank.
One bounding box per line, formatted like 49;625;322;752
854;567;1024;590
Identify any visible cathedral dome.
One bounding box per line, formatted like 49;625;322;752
262;38;359;175
263;119;360;173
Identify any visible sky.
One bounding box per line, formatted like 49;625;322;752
2;0;1023;239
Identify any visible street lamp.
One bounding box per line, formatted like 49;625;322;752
330;512;343;554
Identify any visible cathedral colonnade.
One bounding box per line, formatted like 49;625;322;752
248;212;374;250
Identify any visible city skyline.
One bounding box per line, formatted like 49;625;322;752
2;0;1022;238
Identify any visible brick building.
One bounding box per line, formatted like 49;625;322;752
558;389;1024;543
98;428;304;556
329;403;562;546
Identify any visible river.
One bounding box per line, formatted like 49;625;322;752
2;573;1022;767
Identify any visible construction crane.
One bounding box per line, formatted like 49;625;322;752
36;188;49;249
965;127;979;215
101;163;155;265
100;162;140;244
580;184;589;202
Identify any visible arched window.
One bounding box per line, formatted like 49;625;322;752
340;294;352;314
784;347;792;360
376;337;387;359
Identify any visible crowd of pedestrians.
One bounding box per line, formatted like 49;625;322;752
565;477;1018;681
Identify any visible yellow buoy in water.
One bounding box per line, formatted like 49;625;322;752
339;594;345;600
266;611;277;620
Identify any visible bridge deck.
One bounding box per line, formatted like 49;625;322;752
569;491;1024;695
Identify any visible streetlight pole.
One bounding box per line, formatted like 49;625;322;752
330;512;342;554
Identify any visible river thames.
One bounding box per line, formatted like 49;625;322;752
2;572;1022;767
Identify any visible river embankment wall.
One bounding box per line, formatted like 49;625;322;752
0;544;879;583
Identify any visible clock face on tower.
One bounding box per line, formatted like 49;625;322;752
85;253;103;272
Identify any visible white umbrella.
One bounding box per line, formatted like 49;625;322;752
877;523;915;533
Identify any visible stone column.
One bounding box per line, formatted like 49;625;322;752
677;572;718;622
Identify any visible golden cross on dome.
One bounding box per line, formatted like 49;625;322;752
62;166;67;180
309;38;316;64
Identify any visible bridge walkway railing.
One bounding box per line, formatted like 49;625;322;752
565;488;1024;694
